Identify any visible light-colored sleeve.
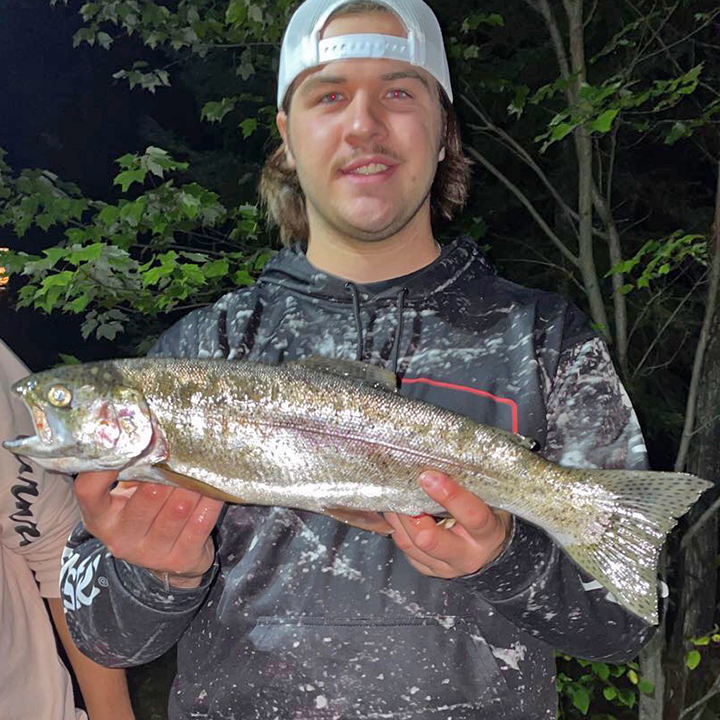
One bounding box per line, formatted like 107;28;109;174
0;340;81;598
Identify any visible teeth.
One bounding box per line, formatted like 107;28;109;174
352;163;389;175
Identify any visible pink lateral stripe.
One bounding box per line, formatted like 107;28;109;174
401;376;519;433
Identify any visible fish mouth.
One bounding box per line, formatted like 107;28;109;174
2;403;78;458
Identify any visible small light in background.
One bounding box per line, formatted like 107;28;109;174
0;248;8;289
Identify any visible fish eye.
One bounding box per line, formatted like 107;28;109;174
47;384;72;408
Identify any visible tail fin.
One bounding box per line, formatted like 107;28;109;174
562;470;712;625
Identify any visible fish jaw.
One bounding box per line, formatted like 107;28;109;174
3;376;155;474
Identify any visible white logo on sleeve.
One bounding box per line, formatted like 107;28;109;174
61;551;103;611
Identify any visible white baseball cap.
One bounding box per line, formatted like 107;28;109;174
277;0;453;108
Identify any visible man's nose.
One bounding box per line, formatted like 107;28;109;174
344;93;386;144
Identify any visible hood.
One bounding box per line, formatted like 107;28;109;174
256;237;494;305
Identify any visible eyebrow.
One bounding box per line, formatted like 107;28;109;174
300;69;429;95
300;75;347;94
380;70;429;87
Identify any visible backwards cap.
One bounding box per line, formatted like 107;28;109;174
277;0;453;108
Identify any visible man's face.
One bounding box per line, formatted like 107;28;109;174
277;11;445;244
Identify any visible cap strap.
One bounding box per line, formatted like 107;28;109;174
317;33;415;63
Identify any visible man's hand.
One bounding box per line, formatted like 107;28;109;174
384;470;512;579
73;471;224;589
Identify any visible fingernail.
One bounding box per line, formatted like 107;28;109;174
419;471;443;492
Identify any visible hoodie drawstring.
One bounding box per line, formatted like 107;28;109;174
345;282;365;362
346;283;408;375
390;287;408;375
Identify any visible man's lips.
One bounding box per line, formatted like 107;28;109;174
339;155;399;176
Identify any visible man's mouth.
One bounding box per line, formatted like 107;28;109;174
350;163;390;176
340;155;399;178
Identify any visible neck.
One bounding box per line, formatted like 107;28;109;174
305;214;440;284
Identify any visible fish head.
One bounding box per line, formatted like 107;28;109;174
2;363;155;474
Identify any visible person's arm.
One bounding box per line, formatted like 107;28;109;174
48;597;136;720
385;336;655;662
62;472;223;666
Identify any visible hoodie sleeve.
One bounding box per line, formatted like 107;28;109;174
61;520;218;667
462;336;655;661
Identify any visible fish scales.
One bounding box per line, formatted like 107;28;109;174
116;359;606;529
2;356;712;624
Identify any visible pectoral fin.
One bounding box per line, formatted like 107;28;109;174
118;463;243;503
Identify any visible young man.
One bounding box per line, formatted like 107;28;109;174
62;1;655;718
0;339;135;720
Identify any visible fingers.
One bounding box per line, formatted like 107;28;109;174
144;491;223;574
73;471;223;577
385;470;512;578
73;470;121;517
418;471;499;540
385;512;466;577
113;483;190;557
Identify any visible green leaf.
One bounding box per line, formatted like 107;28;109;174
58;354;81;365
96;31;113;50
202;98;238;123
686;650;701;670
203;259;229;278
571;687;590;715
114;169;147;192
234;268;253;285
550;122;574;142
664;122;691;145
627;669;638;685
225;0;246;24
181;263;205;285
590;109;619;133
618;688;636;707
240;118;258;138
603;686;618;701
592;663;610;681
40;271;75;289
68;293;93;313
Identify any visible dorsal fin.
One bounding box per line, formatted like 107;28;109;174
292;357;399;392
492;426;541;452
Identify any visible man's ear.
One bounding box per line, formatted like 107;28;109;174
276;111;296;169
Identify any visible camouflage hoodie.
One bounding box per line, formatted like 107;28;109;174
62;237;654;719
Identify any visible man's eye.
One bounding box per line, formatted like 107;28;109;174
387;89;410;99
320;92;343;104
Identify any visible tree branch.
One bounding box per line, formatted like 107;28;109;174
463;145;579;267
631;276;705;380
678;671;720;719
462;93;585;240
675;157;720;471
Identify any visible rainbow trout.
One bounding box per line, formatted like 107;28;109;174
2;356;711;624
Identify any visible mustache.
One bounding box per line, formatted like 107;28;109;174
333;145;404;171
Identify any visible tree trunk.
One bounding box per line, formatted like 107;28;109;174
663;325;720;718
662;160;720;719
564;0;612;338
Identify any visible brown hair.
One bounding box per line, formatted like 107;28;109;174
259;1;471;246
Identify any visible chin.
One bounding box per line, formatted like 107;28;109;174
336;213;403;241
